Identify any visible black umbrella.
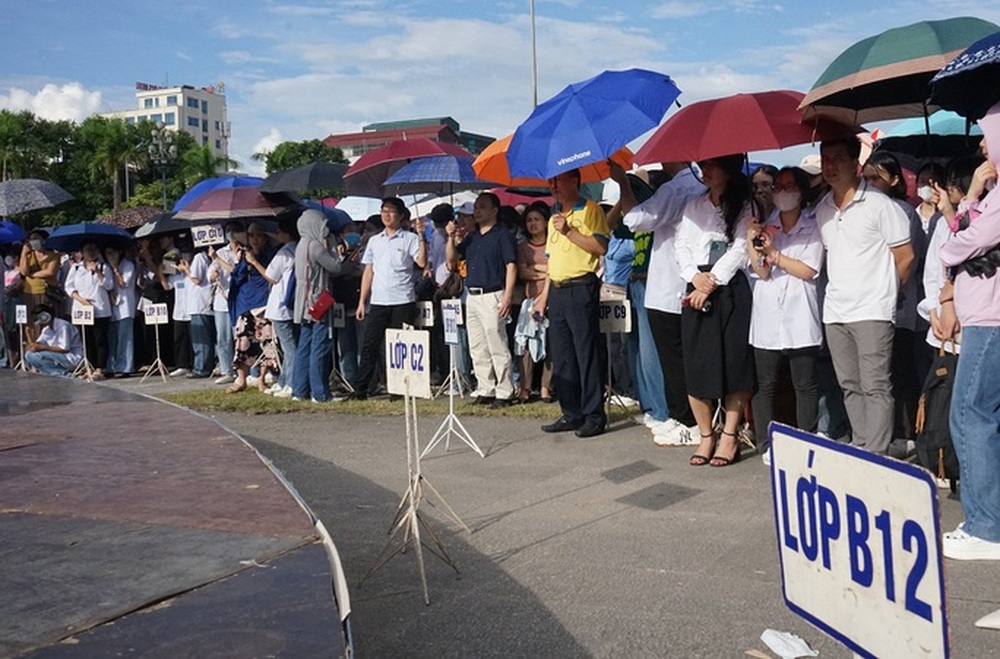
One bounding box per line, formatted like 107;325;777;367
259;162;349;193
0;178;74;216
134;212;191;239
930;31;1000;121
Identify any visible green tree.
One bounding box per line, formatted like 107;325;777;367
177;145;239;189
251;139;347;174
77;116;140;211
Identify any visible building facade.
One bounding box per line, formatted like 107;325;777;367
103;82;230;161
323;117;494;162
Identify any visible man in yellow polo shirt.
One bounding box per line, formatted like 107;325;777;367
534;168;609;437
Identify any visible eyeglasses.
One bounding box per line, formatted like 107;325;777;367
381;208;399;215
771;184;799;193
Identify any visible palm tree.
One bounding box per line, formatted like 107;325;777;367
79;116;138;211
178;145;239;188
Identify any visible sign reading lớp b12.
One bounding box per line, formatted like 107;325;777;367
769;423;948;658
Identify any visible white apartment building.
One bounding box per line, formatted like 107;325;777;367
104;82;230;161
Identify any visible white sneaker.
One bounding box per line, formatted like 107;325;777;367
169;368;190;377
650;418;680;434
214;374;235;385
265;373;276;386
943;526;1000;560
247;375;259;387
273;386;293;399
652;420;696;446
761;447;772;467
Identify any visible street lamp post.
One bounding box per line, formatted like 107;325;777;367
148;122;177;210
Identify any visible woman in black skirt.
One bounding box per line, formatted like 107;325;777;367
674;154;757;467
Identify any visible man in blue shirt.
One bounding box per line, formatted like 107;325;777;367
446;192;518;407
349;197;427;399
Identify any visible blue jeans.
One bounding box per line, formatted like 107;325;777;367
627;279;668;422
950;326;1000;542
272;319;298;389
293;320;332;401
190;314;216;376
25;350;78;376
214;310;234;376
337;316;360;386
107;317;135;374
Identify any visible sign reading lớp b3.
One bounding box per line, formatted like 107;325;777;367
770;423;948;658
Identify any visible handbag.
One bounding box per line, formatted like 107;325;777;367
914;342;960;483
435;271;464;301
308;289;335;321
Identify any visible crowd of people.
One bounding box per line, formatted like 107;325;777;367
2;113;1000;561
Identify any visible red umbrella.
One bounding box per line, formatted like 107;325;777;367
634;90;856;164
343;138;473;197
173;187;300;221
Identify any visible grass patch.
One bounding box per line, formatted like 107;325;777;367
161;388;637;422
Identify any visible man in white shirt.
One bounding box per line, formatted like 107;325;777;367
24;304;83;376
815;137;914;454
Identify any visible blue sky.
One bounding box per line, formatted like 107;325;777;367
2;1;997;175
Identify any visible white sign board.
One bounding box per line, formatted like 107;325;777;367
770;423;948;659
385;328;431;399
191;224;226;248
70;301;95;326
442;306;459;345
332;303;346;329
15;304;28;325
414;301;435;328
599;300;631;333
441;298;463;325
144;302;170;325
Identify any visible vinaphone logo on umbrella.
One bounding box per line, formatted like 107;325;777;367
556;150;592;168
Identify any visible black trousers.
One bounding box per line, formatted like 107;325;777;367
647;308;696;427
172;319;192;370
84;316;111;370
354;303;416;394
548;277;605;427
751;346;819;450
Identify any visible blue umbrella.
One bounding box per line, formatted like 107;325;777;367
0;220;26;245
383;155;495;196
506;68;681;180
172;175;263;212
930;31;1000;121
44;222;133;253
886;110;982;137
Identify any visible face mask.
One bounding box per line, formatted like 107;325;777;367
773;190;802;212
29;239;43;250
917;185;934;203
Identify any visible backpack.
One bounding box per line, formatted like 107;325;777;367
915;344;960;488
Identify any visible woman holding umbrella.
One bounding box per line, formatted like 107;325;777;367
675;155;756;467
17;229;60;317
225;223;276;393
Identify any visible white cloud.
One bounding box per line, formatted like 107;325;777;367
0;82;103;122
650;1;712;19
176;51;194;62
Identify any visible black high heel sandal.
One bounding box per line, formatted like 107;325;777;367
710;430;741;467
689;432;716;466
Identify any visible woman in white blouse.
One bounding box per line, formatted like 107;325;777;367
65;242;114;380
675;154;756;467
746;167;825;465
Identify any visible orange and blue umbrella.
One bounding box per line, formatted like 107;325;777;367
506;68;680;181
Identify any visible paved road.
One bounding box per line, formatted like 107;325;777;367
18;370;998;658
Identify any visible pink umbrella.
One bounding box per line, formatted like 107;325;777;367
343;138;474;197
173;187;300;221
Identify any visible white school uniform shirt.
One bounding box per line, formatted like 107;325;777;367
65;261;114;318
748;210;825;350
815;182;911;324
675;194;753;286
209;244;236;313
169;271;191;322
38;317;83;363
917;218;959;352
110;259;137;321
265;241;296;322
623;168;706;313
186;252;214;316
